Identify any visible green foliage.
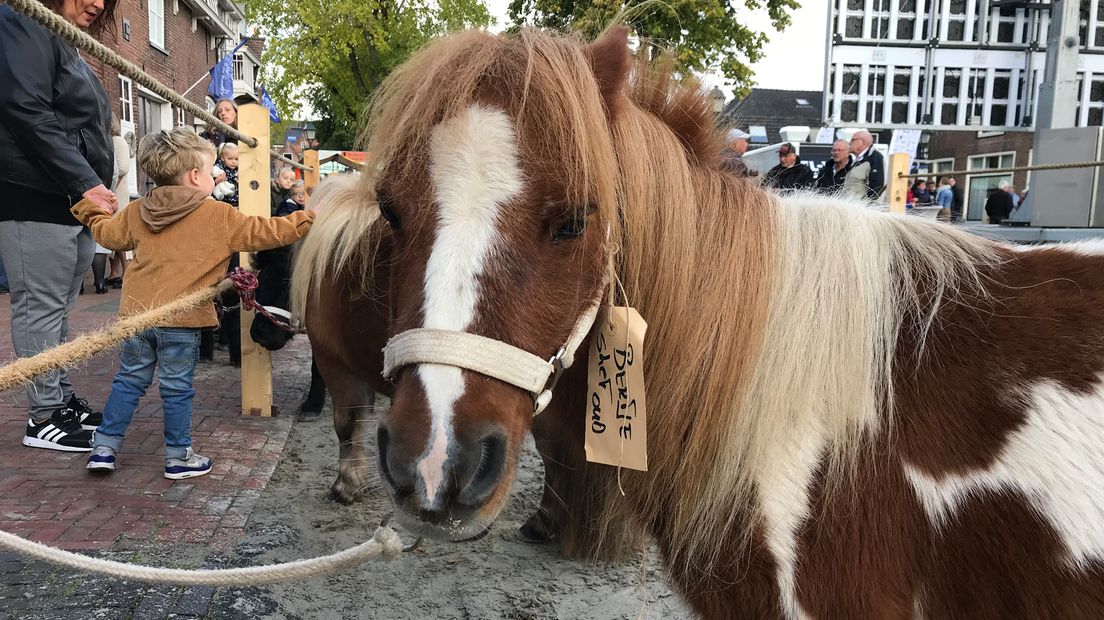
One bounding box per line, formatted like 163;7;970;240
243;0;494;149
506;0;801;96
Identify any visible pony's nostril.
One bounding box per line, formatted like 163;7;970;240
377;426;406;496
459;433;506;506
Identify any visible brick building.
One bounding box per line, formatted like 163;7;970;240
86;0;260;195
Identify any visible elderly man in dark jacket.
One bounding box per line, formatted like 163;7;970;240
763;143;814;191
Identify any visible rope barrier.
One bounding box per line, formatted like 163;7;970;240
899;159;1104;180
0;279;409;584
0;0;258;149
0;280;234;393
0;526;402;586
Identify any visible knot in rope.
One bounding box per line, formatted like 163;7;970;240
228;267;260;305
228;267;304;334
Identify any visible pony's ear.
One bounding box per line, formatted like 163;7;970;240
586;26;630;119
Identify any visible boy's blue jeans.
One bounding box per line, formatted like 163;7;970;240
94;327;201;460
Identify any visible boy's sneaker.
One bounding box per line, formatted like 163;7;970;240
67;395;102;430
86;446;117;472
22;407;93;452
164;448;212;480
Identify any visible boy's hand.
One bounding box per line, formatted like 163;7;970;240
82;184;117;214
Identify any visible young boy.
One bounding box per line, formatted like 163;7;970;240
72;128;314;479
277;180;307;217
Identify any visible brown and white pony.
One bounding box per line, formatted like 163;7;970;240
293;27;1104;618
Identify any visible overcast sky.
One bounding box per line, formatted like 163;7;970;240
484;0;828;99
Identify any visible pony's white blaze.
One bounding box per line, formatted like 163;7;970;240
415;105;523;505
904;376;1104;568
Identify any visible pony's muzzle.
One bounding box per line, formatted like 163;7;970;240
377;424;508;529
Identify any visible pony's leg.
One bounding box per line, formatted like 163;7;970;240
316;352;377;504
298;354;326;417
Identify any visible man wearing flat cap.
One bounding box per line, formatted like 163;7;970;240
720;128;754;176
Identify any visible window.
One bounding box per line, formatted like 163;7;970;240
118;76;133;123
174;106;186;128
940;69;962;124
1079;72;1104;126
989;70;1012;126
148;0;165;49
233;53;245;81
865;66;887;122
968;151;1014;171
749;126;769;144
837;64;863;123
966;152;1015;221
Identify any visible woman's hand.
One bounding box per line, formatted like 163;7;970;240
82;184;117;214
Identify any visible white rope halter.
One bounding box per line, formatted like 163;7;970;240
382;298;602;415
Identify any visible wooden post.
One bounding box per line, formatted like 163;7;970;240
235;104;274;417
888;153;910;215
303;149;320;193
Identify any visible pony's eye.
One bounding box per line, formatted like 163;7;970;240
552;217;586;243
378;193;401;229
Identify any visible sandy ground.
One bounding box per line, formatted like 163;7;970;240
208;396;693;620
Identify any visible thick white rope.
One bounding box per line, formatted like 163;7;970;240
0;526;403;586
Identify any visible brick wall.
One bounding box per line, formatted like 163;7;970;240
927;131;1033;191
88;0;221;129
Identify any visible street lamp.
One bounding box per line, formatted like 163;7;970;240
709;86;726;115
303;121;316;142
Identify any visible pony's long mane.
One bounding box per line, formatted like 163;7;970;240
293;27;1004;576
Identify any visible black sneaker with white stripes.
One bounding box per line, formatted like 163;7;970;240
67;395;102;431
22;407;93;452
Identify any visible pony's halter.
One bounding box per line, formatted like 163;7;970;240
381;299;602;415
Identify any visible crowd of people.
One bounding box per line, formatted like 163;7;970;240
720;125;1028;225
0;0;314;483
722;128;887;201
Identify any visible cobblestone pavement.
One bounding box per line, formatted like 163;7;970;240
0;274;314;618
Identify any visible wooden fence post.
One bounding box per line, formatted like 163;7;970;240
888;153;910;215
303;149;320;193
235;103;274;417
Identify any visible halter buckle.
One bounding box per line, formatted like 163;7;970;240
544;348;567;394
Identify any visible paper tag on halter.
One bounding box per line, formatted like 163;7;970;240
584;306;648;472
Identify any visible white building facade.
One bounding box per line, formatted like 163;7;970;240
824;0;1104;131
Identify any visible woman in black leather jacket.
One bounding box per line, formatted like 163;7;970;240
0;0;119;452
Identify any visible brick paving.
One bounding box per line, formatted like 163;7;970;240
0;272;314;618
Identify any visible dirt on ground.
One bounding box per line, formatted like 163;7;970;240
209;394;692;620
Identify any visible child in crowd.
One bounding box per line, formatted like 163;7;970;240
212;142;239;208
276;180;307;217
270;167;296;216
72;128;314;479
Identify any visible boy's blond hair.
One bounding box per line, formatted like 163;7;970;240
137;128;216;186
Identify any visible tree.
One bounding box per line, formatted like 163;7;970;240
506;0;801;96
243;0;494;149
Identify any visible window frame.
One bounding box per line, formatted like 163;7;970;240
148;0;166;51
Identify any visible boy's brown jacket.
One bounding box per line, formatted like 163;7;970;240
72;186;314;328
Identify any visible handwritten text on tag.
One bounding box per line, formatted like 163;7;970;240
585;306;647;471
